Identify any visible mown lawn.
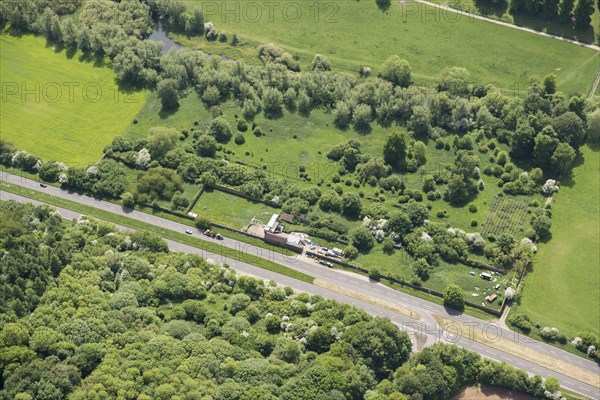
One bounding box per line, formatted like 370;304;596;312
517;145;600;336
181;0;598;94
0;33;146;165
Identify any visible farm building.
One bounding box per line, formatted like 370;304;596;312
264;232;304;253
280;213;295;223
265;214;280;233
264;232;287;246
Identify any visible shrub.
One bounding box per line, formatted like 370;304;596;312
344;246;359;260
171;193;190;211
540;327;560;342
194;216;211;230
253;126;262;137
443;284;464;308
468;204;477;213
350;226;375;251
368;268;382;281
237;120;248;132
508;313;533;333
470;220;478;227
382;237;395;254
234;134;246;145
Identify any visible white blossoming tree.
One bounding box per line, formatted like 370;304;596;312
136;148;151;169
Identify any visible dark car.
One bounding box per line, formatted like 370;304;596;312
40;183;48;188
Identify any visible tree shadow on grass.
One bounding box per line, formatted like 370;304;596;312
513;14;596;44
3;25;26;38
474;0;508;17
555;150;586;189
77;51;106;68
158;104;180;119
353;123;372;135
65;46;77;60
443;304;465;316
536;232;552;244
375;0;391;13
264;109;284;120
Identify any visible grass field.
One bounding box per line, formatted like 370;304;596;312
517;145;600;337
0;33;146;165
354;246;505;310
193;188;280;229
181;0;599;94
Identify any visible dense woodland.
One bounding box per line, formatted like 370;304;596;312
0;201;571;400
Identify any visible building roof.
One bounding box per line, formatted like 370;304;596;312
264;232;287;245
265;214;280;232
280;213;295;223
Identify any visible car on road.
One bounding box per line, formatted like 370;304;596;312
40;183;48;188
185;230;193;235
319;260;333;268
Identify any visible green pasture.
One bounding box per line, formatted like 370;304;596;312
0;33;146;165
517;145;600;336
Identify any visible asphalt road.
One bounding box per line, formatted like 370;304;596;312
1;172;599;399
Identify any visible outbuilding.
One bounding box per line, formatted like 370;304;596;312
280;213;295;224
265;214;280;233
480;272;492;281
486;294;497;303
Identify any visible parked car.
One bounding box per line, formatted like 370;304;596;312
469;271;475;276
40;183;48;188
185;230;193;235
